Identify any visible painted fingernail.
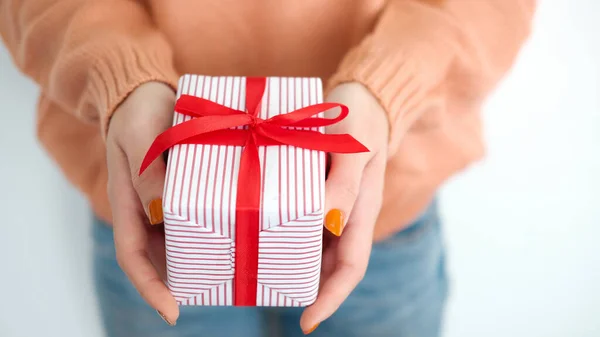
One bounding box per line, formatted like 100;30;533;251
325;209;344;236
303;323;319;335
157;310;176;326
148;198;163;225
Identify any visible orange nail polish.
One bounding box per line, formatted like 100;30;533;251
325;209;344;236
148;198;164;225
303;323;319;334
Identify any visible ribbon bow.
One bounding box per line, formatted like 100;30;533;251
140;77;368;306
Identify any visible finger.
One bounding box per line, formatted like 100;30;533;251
107;143;179;324
323;152;368;236
131;152;167;226
147;224;168;281
301;153;386;332
118;85;174;225
346;152;386;237
300;218;372;332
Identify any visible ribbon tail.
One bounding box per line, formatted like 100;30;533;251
233;136;261;306
258;126;369;154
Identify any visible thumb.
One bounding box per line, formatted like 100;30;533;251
323;153;366;236
131;151;167;225
117;83;175;225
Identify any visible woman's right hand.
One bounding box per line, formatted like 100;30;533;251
106;82;179;325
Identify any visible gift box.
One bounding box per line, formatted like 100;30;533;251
140;75;367;307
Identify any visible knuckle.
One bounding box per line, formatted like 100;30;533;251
138;276;162;300
336;180;360;201
131;166;151;190
131;165;164;198
344;182;360;199
137;278;168;306
129;154;147;182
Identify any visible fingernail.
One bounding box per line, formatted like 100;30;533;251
157;310;176;326
148;198;163;225
303;323;319;335
325;209;344;236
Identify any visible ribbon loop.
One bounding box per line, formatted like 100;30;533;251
140;114;252;174
245;77;267;117
264;103;349;128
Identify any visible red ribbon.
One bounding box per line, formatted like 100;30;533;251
140;77;368;306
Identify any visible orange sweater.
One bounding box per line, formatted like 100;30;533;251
0;0;535;240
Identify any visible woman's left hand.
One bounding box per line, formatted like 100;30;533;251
300;83;389;333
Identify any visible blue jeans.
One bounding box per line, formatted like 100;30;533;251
93;201;448;337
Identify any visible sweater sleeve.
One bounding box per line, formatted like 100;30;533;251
0;0;179;137
328;0;537;155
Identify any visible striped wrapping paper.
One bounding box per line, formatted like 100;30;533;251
162;75;325;307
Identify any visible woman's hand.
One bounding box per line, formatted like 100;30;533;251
301;83;389;333
104;81;388;330
106;82;179;325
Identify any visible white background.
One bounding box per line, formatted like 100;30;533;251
1;1;599;336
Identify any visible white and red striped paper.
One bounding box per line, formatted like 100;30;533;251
162;75;325;307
